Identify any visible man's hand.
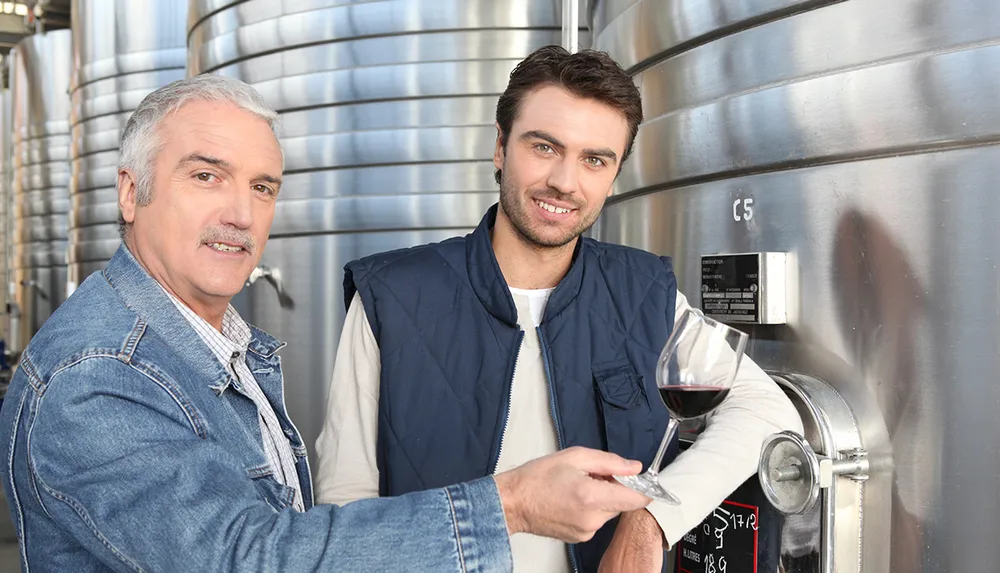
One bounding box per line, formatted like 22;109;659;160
494;447;652;543
598;509;665;573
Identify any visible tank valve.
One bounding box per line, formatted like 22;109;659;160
20;280;49;300
246;266;295;310
757;430;869;514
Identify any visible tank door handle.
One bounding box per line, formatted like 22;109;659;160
758;430;869;514
246;265;295;310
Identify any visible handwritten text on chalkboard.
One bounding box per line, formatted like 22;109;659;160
678;500;759;573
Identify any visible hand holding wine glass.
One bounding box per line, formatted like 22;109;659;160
614;308;749;503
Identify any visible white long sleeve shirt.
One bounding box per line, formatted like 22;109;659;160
315;288;802;571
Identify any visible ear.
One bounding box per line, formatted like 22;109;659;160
493;122;505;171
117;169;139;225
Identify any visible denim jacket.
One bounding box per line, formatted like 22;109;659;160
0;246;512;572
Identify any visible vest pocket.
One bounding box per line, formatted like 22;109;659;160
593;359;646;409
593;359;652;458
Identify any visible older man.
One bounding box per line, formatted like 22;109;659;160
0;75;651;572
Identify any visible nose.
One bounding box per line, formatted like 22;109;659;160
545;156;581;197
219;184;254;229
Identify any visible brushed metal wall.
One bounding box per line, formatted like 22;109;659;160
67;0;187;290
9;30;72;352
188;0;588;468
591;0;1000;571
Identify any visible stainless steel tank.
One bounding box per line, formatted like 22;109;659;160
10;30;72;352
591;0;999;571
0;65;16;556
0;87;10;347
187;0;587;467
67;0;187;291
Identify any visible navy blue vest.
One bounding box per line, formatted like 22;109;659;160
344;205;678;572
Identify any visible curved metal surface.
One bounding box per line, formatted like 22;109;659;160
68;0;187;287
189;0;568;74
71;0;186;90
67;224;121;266
188;0;583;467
237;59;527;116
72;70;184;122
11;37;72;142
14;240;69;269
18;163;71;194
16;186;72;217
277;162;498;202
591;0;841;73
0;89;10;343
592;0;997;570
11;31;73;349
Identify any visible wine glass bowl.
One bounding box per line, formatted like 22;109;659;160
613;309;749;503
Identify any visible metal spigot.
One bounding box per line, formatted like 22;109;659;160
20;279;49;300
246;265;295;309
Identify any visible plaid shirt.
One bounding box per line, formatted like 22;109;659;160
164;290;304;511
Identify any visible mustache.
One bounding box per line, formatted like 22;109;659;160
199;226;256;253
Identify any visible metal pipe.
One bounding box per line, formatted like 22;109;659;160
562;0;579;53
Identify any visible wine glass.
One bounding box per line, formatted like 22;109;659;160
614;308;749;503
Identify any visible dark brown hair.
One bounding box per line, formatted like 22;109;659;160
494;45;643;184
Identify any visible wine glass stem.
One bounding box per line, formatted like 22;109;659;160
646;417;680;478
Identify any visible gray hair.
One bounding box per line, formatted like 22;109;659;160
117;74;281;237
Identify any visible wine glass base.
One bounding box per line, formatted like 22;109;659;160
613;474;681;505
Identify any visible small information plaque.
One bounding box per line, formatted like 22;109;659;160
700;253;793;324
701;255;761;323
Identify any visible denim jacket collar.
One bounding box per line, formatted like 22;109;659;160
102;245;285;391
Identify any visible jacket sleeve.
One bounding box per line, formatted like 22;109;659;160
314;291;383;505
26;356;512;573
645;290;804;547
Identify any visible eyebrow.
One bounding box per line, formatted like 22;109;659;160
255;173;283;187
520;130;565;149
178;153;231;169
179;153;282;187
519;130;619;165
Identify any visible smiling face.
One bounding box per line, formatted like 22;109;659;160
493;85;629;249
118;99;283;313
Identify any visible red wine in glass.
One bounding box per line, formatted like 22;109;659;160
613;309;749;504
660;386;731;419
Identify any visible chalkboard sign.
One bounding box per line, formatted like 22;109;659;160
675;474;784;573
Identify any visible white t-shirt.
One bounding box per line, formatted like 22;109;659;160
508;286;554;327
500;287;570;571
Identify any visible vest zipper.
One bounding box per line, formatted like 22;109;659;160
537;326;580;573
491;329;524;474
